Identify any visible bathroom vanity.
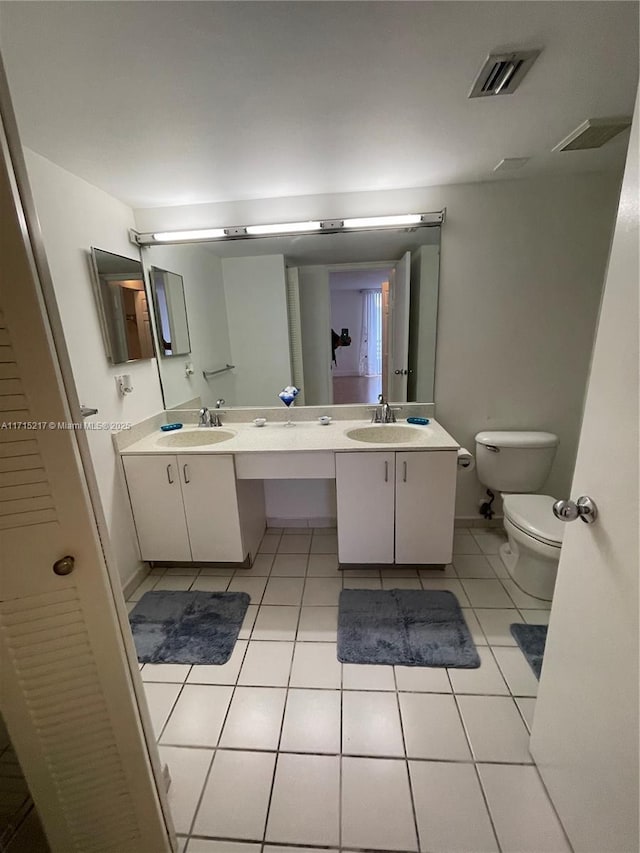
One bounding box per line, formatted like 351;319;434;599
119;418;459;567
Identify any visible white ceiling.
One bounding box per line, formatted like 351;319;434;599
0;1;637;210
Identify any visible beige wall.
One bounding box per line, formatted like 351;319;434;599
222;255;291;407
25;150;164;586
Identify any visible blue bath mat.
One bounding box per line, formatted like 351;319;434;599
129;590;249;664
510;623;548;679
337;589;480;668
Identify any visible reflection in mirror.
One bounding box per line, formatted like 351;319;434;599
142;227;440;409
150;267;191;356
89;248;154;364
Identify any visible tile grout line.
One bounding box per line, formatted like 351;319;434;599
155;741;544;766
531;761;577;853
447;667;504;853
182;535;269;842
392;664;421;853
260;541;312;849
182;633;252;840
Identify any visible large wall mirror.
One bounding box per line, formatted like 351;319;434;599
90;248;155;364
141;225;440;409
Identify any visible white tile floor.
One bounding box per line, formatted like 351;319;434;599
129;526;571;853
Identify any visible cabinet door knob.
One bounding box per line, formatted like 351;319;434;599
53;555;75;576
166;464;174;484
183;464;190;484
384;461;389;482
403;460;407;482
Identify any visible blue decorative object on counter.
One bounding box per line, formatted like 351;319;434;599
406;417;430;426
160;422;184;432
278;385;300;426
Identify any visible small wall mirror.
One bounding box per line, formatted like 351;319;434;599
149;266;191;357
89;247;155;364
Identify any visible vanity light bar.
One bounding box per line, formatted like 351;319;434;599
153;228;226;242
342;214;422;228
131;210;444;247
246;220;322;236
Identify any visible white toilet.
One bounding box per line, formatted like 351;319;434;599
475;431;565;601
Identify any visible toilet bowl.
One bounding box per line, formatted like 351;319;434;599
475;431;563;602
500;494;564;601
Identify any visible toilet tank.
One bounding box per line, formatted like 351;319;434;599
475;431;559;493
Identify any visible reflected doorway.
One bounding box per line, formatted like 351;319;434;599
329;267;391;404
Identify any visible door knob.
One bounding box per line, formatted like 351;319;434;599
552;496;598;524
53;555;75;575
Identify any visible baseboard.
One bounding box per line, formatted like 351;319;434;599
268;515;498;530
122;562;150;599
455;516;504;529
267;516;337;529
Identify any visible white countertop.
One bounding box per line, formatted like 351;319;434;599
119;418;459;455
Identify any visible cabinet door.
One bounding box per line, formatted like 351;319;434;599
122;455;191;562
395;451;457;564
336;452;395;564
178;454;245;562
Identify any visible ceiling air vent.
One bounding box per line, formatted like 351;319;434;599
552;117;633;151
493;157;530;172
469;50;541;98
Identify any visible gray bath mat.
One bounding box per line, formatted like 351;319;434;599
510;623;547;680
129;590;249;664
337;589;480;668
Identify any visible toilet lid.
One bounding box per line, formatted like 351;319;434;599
503;494;565;547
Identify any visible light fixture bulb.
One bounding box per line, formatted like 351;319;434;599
153;228;226;242
342;214;422;228
245;221;322;236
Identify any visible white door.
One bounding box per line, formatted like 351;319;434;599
179;454;245;562
394;451;457;564
336;452;395;564
122;455;191;562
387;251;411;402
529;96;639;852
0;98;171;850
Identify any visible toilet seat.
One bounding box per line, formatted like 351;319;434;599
503;494;564;548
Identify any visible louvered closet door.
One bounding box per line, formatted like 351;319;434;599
0;114;171;850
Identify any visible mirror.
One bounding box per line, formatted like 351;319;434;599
141;226;440;409
149;266;191;356
89;248;154;364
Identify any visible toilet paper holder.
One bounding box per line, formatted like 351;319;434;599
457;448;475;470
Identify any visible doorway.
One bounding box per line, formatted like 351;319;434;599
329;267;392;404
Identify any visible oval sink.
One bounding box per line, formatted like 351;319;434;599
346;425;424;444
156;429;236;448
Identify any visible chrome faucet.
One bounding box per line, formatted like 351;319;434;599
198;397;225;427
211;399;225;427
198;405;225;427
198;406;213;427
371;394;398;424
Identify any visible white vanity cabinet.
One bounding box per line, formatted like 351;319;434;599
334;452;395;563
122;454;249;563
335;450;457;565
